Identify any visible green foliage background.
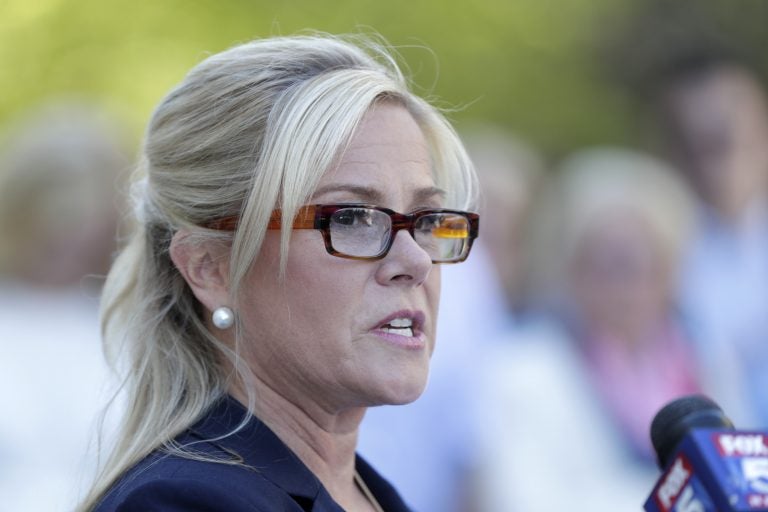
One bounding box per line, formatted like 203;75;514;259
2;0;766;157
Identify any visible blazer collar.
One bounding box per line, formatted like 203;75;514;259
188;395;330;507
188;395;411;512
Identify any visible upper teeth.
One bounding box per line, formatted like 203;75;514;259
389;318;413;328
381;317;415;336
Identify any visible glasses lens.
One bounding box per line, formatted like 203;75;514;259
329;207;391;257
414;213;471;262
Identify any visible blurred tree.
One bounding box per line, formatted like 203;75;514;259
0;0;765;156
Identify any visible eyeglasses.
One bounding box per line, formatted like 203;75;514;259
208;204;479;263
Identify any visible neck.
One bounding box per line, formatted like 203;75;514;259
229;376;375;510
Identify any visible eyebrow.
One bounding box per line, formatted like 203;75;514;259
311;184;447;205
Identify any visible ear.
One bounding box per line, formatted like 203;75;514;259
169;229;231;314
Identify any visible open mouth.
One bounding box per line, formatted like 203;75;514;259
380;317;414;337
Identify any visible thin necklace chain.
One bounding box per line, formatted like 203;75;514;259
354;470;386;512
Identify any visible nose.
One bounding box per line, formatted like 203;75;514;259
375;230;434;285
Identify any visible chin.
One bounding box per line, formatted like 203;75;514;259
369;368;430;406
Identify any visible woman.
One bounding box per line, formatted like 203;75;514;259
80;34;479;512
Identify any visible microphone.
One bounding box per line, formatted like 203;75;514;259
644;395;768;511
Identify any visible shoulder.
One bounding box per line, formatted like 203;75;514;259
95;475;266;512
93;397;341;511
93;446;300;512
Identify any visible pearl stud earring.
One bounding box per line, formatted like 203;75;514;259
212;306;235;330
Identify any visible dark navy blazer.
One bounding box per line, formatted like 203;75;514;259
93;396;413;511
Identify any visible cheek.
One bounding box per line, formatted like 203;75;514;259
241;233;365;340
284;272;359;339
288;238;361;321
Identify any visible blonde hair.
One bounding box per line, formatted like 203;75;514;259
80;33;476;510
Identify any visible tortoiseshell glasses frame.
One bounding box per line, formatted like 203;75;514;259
207;204;479;264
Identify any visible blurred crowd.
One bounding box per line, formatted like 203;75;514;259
0;100;131;511
3;6;768;512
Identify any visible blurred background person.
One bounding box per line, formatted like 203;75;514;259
601;0;768;429
0;99;131;511
459;124;547;318
358;124;545;512
654;53;768;429
473;147;701;512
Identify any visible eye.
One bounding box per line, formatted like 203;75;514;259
332;208;374;227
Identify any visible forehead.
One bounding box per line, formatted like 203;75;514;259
314;103;437;203
670;69;763;118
